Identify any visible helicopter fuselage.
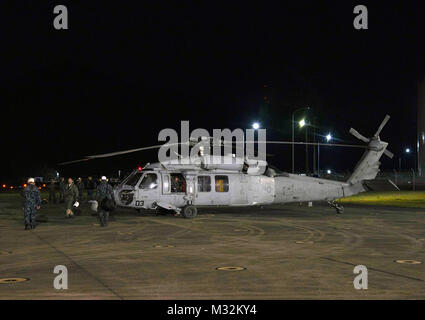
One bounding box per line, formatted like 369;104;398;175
114;167;361;213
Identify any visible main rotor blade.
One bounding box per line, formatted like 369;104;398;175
349;128;370;143
261;141;367;148
226;140;367;148
58;158;90;165
59;140;367;165
58;143;184;165
374;114;390;137
85;143;180;159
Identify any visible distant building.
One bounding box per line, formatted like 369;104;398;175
418;79;425;176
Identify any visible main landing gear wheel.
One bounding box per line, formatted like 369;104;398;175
182;205;197;219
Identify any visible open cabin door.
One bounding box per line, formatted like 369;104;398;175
160;173;187;207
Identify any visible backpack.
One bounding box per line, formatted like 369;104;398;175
100;197;115;211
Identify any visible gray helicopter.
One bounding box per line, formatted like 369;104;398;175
61;116;393;218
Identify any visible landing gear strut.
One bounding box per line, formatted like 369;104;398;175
328;201;344;214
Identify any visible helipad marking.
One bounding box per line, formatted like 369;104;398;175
395;260;423;265
216;266;246;271
0;278;29;284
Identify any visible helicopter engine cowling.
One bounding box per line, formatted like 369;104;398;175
245;158;267;175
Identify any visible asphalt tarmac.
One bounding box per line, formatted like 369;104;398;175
1;198;424;299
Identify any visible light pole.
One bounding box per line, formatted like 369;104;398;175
292;107;310;173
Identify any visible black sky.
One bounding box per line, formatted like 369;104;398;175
1;1;425;181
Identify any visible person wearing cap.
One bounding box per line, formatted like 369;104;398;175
21;178;41;230
64;178;79;218
96;176;115;227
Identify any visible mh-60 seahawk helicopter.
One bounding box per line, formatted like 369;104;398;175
61;116;393;218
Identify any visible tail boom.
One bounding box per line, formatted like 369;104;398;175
347;139;388;185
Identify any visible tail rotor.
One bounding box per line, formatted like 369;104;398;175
349;114;394;159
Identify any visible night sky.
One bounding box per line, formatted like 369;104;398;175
1;1;425;182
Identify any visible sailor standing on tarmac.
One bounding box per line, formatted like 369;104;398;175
21;178;41;230
64;178;79;218
96;176;115;227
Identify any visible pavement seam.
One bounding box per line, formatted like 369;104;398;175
322;257;425;284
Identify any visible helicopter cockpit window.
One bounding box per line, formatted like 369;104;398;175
197;176;211;192
215;175;229;192
170;173;186;193
125;172;143;187
139;173;158;190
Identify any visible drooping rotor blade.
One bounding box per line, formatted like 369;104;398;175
58;158;90;165
58;143;184;165
85;143;180;159
384;149;394;159
349;128;370;143
374;114;390;137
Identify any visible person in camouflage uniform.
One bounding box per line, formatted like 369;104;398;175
96;176;115;227
64;178;79;218
59;177;66;203
21;178;41;230
76;177;85;201
48;179;57;204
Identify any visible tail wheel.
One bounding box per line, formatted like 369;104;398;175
182;205;197;219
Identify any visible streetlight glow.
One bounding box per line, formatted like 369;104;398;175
252;122;260;130
405;148;411;153
327;169;331;174
299;119;306;128
326;133;332;142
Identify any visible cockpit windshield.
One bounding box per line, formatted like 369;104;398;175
124;172;143;187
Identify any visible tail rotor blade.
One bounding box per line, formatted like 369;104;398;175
384;149;394;159
374;114;390;137
349;128;370;143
